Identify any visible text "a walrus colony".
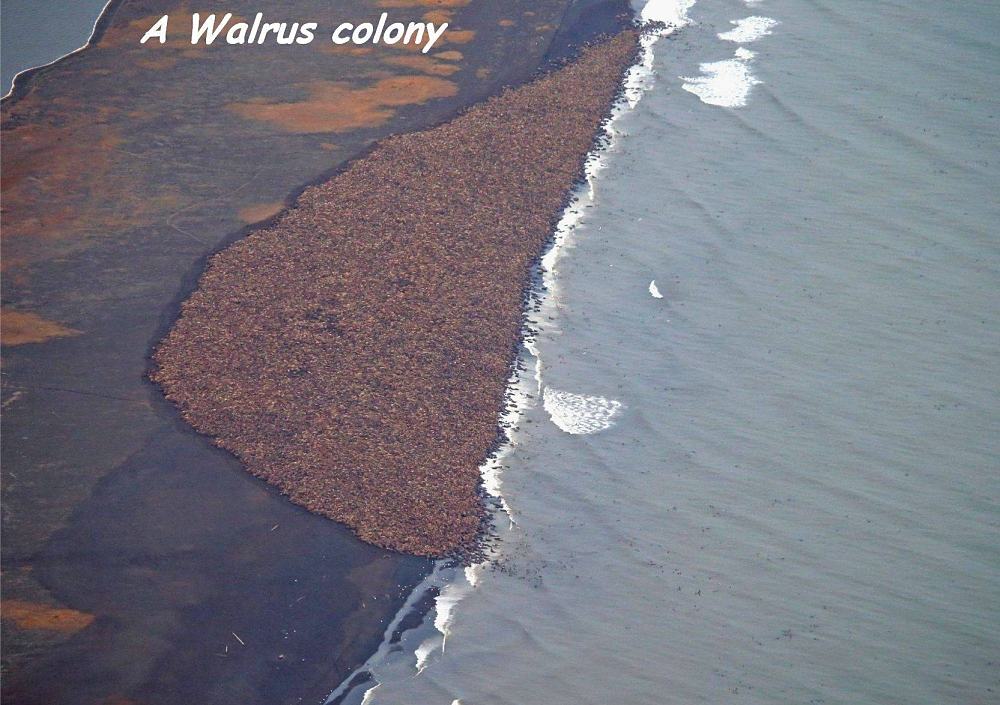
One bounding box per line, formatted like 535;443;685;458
140;12;449;54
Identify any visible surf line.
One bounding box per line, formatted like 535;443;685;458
140;12;448;54
326;17;683;702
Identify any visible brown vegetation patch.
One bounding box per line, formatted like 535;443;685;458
383;55;461;76
444;29;476;44
1;109;122;242
153;31;640;557
423;10;453;24
238;202;286;224
0;94;179;266
319;44;375;56
135;55;180;71
2;600;95;633
1;310;81;346
227;76;458;133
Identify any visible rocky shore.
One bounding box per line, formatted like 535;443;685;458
152;29;641;557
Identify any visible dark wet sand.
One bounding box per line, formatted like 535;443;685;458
0;0;629;702
152;30;641;558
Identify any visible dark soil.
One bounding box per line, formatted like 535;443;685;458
151;30;641;557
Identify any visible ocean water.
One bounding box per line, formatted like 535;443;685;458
1;0;110;94
341;0;1000;703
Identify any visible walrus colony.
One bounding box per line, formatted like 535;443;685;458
152;30;641;558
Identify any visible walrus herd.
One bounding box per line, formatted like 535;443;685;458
151;29;641;558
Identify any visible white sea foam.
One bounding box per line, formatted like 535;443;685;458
649;280;664;298
464;563;483;588
433;581;469;650
413;637;439;673
685;6;778;108
322;563;452;703
640;0;696;26
681;50;761;107
543;388;624;435
360;684;381;704
718;16;778;43
624;0;695;107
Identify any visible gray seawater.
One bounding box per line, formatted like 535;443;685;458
351;0;1000;703
1;0;110;94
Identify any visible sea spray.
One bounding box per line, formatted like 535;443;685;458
681;8;778;107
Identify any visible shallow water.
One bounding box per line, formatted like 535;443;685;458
352;0;1000;702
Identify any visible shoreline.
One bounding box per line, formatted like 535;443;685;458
151;27;642;559
1;0;123;101
325;14;681;699
1;2;639;702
